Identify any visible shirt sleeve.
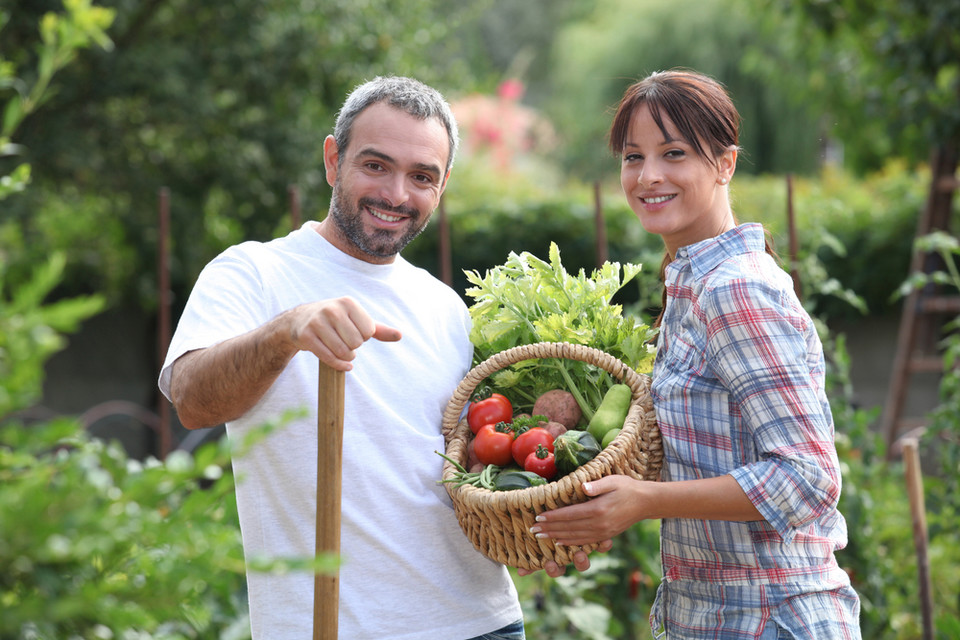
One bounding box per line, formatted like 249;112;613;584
701;279;842;543
158;244;269;400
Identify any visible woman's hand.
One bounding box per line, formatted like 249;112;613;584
529;475;649;546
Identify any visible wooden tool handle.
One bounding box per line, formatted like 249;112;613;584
314;362;345;640
902;438;934;640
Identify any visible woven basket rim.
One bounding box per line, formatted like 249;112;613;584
441;341;653;507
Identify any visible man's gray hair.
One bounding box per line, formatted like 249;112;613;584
333;76;459;174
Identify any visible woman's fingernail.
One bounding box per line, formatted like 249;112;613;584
529;525;541;534
583;482;593;493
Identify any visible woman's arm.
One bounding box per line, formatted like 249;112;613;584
530;473;762;547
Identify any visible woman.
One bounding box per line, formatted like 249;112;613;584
529;70;861;639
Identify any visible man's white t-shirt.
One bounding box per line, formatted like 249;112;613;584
159;223;522;639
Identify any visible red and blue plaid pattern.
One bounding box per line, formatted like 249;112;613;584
649;224;861;638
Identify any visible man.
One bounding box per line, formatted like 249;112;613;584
159;76;525;639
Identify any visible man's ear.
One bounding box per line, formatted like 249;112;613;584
323;135;340;187
438;169;451;197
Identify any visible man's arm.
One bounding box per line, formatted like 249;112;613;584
169;297;401;429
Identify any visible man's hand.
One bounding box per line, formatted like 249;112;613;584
285;297;401;371
171;296;400;429
515;540;614;578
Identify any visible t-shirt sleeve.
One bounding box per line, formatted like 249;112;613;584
158;245;270;400
702;279;842;543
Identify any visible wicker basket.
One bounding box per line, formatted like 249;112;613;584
440;341;662;570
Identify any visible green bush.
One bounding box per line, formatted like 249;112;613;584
0;420;251;640
408;156;930;325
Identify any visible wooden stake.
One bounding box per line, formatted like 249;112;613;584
314;362;345;640
902;437;934;640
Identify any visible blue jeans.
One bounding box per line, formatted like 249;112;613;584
466;619;525;640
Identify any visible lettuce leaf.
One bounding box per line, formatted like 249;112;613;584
464;242;656;419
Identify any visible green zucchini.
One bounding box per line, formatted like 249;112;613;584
494;470;548;491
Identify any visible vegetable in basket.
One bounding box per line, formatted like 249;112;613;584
532;389;582;430
466;392;512;434
553;430;602;475
601;428;621;449
511;426;554;467
494;470;547;491
464;242;656;419
473;422;515;466
524;444;557;480
587;383;632;444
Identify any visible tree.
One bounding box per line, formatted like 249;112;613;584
754;0;960;174
541;0;825;181
0;0;482;306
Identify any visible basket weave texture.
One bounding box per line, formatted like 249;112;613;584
440;341;662;570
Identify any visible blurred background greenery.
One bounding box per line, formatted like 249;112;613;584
2;0;959;638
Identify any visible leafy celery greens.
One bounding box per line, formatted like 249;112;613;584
464;242;657;420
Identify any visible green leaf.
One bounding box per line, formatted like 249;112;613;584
464;243;656;414
2;96;23;137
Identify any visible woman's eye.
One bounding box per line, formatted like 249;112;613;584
624;153;643;162
666;149;686;159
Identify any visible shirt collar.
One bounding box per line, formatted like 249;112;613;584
674;223;767;280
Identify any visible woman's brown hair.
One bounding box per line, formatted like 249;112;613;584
609;69;739;162
609;69;778;328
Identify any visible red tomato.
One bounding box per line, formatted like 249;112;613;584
511;426;554;467
467;393;513;435
473;423;515;466
524;444;557;480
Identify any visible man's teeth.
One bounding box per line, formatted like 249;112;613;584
370;208;403;222
643;195;674;204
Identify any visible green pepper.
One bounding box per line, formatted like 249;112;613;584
587;383;632;443
553;430;601;475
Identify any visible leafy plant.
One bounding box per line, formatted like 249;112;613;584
0;420;250;639
464;241;657;416
0;0;114;197
0;252;104;419
514;520;662;640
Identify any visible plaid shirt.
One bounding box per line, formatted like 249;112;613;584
649;224;861;639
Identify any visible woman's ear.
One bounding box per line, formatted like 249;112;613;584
718;145;737;185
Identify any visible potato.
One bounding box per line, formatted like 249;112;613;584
532;389;582;429
539;420;568;441
467;439;481;470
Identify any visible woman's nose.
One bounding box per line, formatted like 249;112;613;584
638;160;663;187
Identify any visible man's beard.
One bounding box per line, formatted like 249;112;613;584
328;179;431;259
